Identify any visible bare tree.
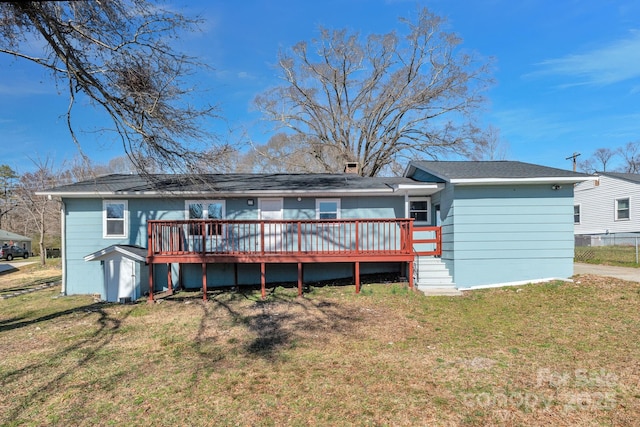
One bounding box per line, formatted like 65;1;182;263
578;148;616;173
0;1;221;175
14;158;61;266
469;125;509;161
617;141;640;173
0;164;18;229
254;7;492;177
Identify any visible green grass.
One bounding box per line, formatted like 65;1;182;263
575;245;640;267
1;277;639;425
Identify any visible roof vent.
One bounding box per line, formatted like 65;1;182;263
344;162;359;174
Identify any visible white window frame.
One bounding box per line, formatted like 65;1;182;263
258;198;284;220
615;197;630;221
103;200;128;239
573;204;581;225
316;198;341;220
409;197;431;224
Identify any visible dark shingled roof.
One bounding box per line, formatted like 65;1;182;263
43;173;417;195
411;160;590;181
598;172;640;184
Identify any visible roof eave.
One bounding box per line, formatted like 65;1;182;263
450;176;599;185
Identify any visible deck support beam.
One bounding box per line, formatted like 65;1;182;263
297;262;303;297
147;263;154;303
354;261;360;293
260;262;266;299
408;261;414;289
201;262;207;301
167;263;173;295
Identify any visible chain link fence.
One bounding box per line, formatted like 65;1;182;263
575;233;640;264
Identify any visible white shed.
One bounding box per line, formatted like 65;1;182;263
84;245;148;302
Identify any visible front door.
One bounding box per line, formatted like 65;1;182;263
260;198;283;251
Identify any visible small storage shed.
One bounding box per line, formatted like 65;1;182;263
84;245;149;302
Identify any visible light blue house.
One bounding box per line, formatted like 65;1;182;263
41;161;592;301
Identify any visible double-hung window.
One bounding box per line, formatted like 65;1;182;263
573;205;581;224
103;200;128;238
409;197;431;223
186;200;225;235
316;199;340;220
615;198;630;221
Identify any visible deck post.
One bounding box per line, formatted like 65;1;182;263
297;262;303;297
260;262;266;299
147;263;154;303
408;260;414;289
201;262;207;301
234;264;239;290
354;261;360;293
167;263;173;295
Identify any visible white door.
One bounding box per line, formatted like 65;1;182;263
103;257;135;302
260;198;284;251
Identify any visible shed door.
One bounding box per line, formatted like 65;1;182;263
103;257;135;302
260;198;283;251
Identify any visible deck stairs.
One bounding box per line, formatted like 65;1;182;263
415;256;461;296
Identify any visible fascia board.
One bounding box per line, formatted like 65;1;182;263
450;176;599;185
43;188;402;198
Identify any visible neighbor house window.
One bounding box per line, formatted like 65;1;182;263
185;200;225;234
103;200;128;238
574;205;581;224
615;198;630;220
409;197;431;223
316;199;340;220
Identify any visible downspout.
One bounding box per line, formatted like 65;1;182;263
60;200;67;295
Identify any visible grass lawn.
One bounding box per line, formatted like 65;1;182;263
575;245;640;267
1;269;639;426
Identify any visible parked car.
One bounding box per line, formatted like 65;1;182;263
0;245;29;261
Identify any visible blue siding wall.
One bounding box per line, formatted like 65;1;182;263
443;185;575;288
63;195;406;298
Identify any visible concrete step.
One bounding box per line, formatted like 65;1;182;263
418;286;463;296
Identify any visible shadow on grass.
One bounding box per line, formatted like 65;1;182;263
1;301;131;424
171;286;366;363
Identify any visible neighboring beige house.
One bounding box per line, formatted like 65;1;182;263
0;229;32;254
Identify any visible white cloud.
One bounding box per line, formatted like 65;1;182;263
529;30;640;87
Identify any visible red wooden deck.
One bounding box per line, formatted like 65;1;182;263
146;219;441;301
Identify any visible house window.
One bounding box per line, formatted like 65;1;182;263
409;197;431;223
186;200;225;234
615;198;630;220
316;199;340;220
573;205;581;224
103;200;128;238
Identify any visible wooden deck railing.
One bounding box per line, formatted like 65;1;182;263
145;219;441;302
413;225;442;256
147;218;415;259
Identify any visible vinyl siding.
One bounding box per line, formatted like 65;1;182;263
63;195;406;298
574;175;640;235
444;185;575;288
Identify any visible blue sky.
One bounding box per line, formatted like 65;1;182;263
2;0;640;174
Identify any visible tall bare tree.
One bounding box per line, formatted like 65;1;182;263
579;147;616;174
469;125;509;161
254;7;492;177
14;158;61;266
0;1;221;175
0;164;18;229
618;141;640;173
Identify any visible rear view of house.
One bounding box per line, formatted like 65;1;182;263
40;161;592;302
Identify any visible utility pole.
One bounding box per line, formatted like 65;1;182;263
566;152;581;172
